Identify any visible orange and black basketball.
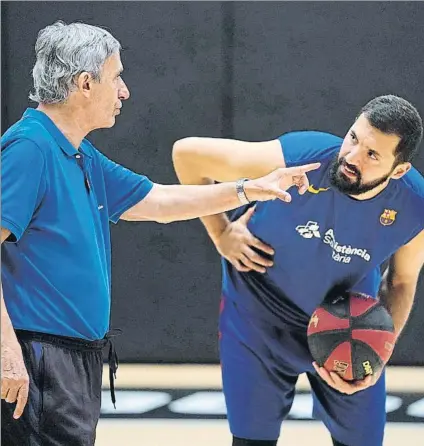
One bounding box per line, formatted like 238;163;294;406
307;293;396;381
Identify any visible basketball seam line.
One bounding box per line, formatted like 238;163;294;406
352;339;384;368
350;301;378;320
308;329;350;338
313;331;350;366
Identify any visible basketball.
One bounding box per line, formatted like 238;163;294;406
307;293;396;381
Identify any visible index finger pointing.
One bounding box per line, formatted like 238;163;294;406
289;163;321;175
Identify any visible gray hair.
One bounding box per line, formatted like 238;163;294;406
29;21;121;104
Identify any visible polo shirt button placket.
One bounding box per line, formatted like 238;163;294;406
75;154;91;193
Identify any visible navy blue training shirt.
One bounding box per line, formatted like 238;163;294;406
1;108;154;340
222;131;424;326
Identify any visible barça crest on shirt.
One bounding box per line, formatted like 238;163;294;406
380;209;397;226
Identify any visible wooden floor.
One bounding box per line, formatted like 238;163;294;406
96;365;424;446
96;419;424;446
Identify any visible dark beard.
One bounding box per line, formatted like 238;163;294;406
329;155;392;195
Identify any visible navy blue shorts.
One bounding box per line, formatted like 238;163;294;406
219;296;386;446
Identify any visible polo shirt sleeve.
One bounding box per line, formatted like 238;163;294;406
96;151;154;224
278;131;343;167
1;139;47;242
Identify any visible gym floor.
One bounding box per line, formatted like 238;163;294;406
96;364;424;446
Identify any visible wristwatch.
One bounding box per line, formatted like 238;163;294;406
236;178;251;205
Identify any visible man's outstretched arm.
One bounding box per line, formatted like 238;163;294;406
121;162;319;223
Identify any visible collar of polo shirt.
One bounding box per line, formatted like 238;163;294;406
23;108;93;158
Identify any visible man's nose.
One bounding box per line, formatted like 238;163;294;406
118;78;130;100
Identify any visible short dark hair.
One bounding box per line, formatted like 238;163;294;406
359;95;423;163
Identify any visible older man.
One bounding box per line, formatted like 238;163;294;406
1;21;318;445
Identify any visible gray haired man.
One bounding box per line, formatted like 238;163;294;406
1;21;319;445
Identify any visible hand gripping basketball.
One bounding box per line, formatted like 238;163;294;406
308;293;396;394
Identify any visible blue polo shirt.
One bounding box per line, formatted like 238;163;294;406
1;108;154;340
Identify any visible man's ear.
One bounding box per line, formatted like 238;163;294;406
391;162;411;180
76;72;94;98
